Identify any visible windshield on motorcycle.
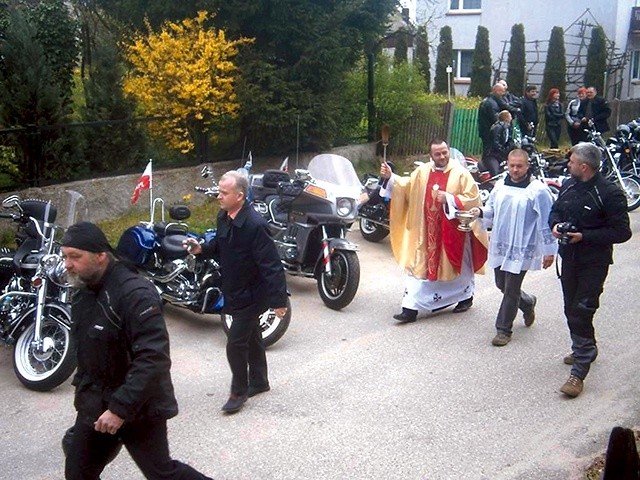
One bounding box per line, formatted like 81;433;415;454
307;154;362;189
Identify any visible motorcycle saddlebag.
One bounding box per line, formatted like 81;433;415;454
116;225;156;266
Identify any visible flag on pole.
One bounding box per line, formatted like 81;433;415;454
131;160;152;204
279;156;289;172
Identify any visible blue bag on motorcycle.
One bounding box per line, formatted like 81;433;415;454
116;225;156;266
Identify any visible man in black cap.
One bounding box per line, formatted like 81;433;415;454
61;222;212;479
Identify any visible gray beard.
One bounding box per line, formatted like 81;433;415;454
67;273;87;289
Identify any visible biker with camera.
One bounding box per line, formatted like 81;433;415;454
549;142;631;398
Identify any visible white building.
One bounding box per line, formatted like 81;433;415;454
414;0;640;100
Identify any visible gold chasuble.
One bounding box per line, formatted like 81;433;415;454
388;161;488;281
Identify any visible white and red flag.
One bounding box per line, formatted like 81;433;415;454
131;160;152;204
279;156;289;172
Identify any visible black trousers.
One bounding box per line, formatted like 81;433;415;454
65;416;212;479
546;125;562;148
226;306;268;396
560;262;609;380
567;124;586;146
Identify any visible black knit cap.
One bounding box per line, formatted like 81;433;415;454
61;221;112;253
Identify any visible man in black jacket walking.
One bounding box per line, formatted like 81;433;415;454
62;222;212;479
549;143;631;398
185;170;288;414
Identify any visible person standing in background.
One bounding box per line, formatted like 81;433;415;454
565;87;588;145
518;85;539;138
545;88;565;149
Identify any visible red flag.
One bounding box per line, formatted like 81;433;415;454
131;160;152;204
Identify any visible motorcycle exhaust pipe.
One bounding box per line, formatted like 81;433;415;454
146;261;188;284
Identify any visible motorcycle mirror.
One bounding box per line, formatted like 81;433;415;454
201;166;213;178
381;124;390;147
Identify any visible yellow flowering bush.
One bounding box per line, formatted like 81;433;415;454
123;11;252;153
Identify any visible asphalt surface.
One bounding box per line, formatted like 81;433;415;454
1;212;639;480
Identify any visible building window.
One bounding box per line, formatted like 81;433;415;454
632;50;640;80
453;50;474;79
450;0;481;11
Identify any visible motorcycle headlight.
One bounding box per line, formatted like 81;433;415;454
42;253;69;287
336;198;355;217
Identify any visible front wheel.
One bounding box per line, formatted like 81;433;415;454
317;250;360;310
358;217;389;242
13;306;76;392
618;173;640;212
221;297;292;348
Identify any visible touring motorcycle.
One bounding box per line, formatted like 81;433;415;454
0;191;84;391
207;154;362;310
116;196;291;347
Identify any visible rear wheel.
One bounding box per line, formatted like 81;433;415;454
221;297;292;347
358;218;389;242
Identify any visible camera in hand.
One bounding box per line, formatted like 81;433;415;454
557;222;578;245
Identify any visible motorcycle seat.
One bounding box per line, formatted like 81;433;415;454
161;233;190;260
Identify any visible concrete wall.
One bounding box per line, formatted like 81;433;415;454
3;143;376;225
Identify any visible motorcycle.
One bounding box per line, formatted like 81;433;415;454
607;123;640;176
244;154;362;310
357;160;396;243
115;194;291;347
0;191;84;391
586;122;640;212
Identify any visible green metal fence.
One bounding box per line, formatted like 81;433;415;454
450;108;483;157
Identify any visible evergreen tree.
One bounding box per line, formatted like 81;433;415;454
506;23;526;96
415;25;430;92
584;26;607;93
393;28;408;66
468;26;491;97
0;8;68;185
213;0;397;152
541;26;566;101
28;0;79;108
434;25;454;96
82;27;146;173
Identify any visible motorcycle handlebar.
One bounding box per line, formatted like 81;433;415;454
194;186;219;197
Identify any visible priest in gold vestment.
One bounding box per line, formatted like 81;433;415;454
379;139;488;323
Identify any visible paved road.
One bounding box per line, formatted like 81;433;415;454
1;213;639;480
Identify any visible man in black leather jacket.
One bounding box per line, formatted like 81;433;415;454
185;170;288;414
482;110;515;176
62;222;212;480
518;85;539;138
578;86;611;134
478;83;508;158
549;143;631;398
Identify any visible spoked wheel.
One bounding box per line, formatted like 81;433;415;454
221;297;292;347
317;250;360;310
358;217;389;243
13;306;76;392
618;173;640;212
